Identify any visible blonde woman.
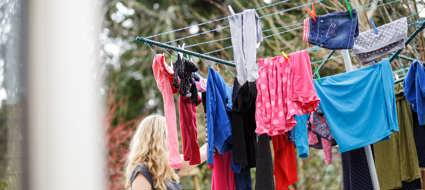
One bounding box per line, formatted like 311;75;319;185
126;115;207;190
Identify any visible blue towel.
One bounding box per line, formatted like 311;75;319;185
206;68;233;165
404;60;425;126
314;59;398;152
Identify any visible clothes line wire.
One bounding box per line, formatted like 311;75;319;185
185;22;304;49
138;0;406;66
146;0;292;39
187;0;403;54
136;36;236;66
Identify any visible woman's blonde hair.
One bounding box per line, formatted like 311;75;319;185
125;115;179;190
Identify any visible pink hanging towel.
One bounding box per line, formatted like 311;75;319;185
256;50;319;136
152;54;182;169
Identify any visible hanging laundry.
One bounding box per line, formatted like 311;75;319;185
230;79;257;168
211;152;236;190
404;60;425;126
255;134;275;190
290;114;310;158
256;50;319;136
272;134;298;190
412;107;425;167
314;59;398;152
304;10;359;49
353;17;408;63
178;96;201;165
342;148;374;190
206;67;233;165
373;94;421;190
234;166;252;190
173;55;199;103
308;108;336;165
228;9;263;85
152;54;182;169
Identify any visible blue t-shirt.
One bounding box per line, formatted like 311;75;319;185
206;68;233;165
290;114;309;158
404;60;425;126
313;59;398;152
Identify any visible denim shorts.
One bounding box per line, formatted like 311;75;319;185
308;10;359;50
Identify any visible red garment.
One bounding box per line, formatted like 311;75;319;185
178;96;201;165
272;134;298;190
211;152;236;190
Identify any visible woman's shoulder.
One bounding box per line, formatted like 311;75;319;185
130;165;181;190
130;165;154;186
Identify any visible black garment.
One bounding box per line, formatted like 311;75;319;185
412;109;425;167
230;80;257;168
173;55;199;103
401;178;422;190
342;148;373;190
256;134;275;190
129;165;181;190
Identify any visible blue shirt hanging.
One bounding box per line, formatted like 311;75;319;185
404;60;425;126
206;67;233;165
313;59;398;152
290;114;310;158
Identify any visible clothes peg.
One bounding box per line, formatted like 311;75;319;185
281;51;289;60
228;5;236;15
306;1;317;22
369;18;379;34
344;0;353;18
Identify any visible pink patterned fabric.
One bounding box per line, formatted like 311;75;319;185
255;50;320;136
322;138;333;165
152;54;182;169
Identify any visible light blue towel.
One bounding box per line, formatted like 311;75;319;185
314;59;398;152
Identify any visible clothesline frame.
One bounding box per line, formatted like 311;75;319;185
136;0;406;67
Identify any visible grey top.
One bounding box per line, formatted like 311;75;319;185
228;9;263;85
353;17;407;63
129;165;181;190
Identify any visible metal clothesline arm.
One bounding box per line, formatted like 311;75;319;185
135;36;236;67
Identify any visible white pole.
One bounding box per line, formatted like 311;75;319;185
27;0;106;190
341;50;380;190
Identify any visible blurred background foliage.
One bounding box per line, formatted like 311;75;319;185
101;0;425;189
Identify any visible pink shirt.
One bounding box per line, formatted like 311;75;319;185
256;50;319;136
152;54;182;169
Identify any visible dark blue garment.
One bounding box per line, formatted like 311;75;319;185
290;114;310;158
314;59;398;152
309;10;359;49
404;60;425;125
234;167;252;190
206;68;233;165
342;148;373;190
